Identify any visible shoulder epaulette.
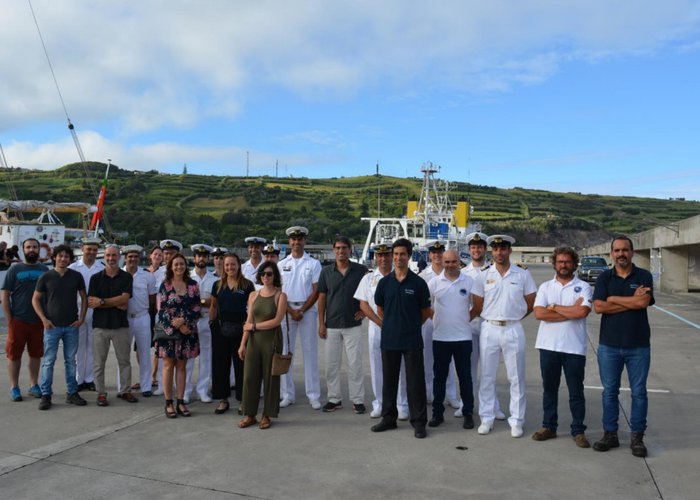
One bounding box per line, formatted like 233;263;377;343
480;264;491;271
516;263;528;270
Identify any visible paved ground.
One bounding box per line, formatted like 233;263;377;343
0;263;699;499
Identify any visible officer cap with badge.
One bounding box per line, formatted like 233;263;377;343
426;240;446;253
285;226;309;239
121;244;143;256
244;236;266;246
262;243;281;255
211;246;228;257
466;232;489;247
80;237;102;247
486;234;516;247
191;244;213;255
160;239;183;251
372;243;392;255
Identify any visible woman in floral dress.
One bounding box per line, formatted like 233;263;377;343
156;253;201;418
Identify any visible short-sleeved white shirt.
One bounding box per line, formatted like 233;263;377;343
472;264;537;321
534;276;592;356
418;264;441;284
69;258;105;302
190;269;218;316
154;265;166;290
429;271;474;341
241;259;262;283
278;252;322;305
123;267;157;315
353;267;389;334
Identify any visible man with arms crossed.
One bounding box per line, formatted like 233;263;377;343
592;236;654;458
32;244;88;409
372;238;431;439
532;246;592;448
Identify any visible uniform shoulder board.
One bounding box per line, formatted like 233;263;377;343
480;264;491;271
516;263;528;270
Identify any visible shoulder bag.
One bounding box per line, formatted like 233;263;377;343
271;292;293;376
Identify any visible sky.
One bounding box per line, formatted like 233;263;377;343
1;1;700;200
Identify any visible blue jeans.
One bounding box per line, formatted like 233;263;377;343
539;349;586;436
597;344;650;434
40;326;80;396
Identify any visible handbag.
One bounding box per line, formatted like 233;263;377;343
153;323;183;343
271;293;292;376
220;321;243;339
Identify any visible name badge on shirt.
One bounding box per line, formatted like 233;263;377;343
486;279;495;284
282;266;292;272
459;288;467;296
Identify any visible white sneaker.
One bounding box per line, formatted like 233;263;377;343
511;425;524;438
495;409;507;420
199;394;212;403
477;422;492;435
447;399;462;409
153;388;164;396
454;406;463;418
398;409;409;421
280;398;294;408
370;408;382;418
310;400;321;410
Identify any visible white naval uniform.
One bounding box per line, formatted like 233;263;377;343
119;267;157;393
418;265;459;405
472;264;537;427
353;268;408;416
185;269;218;401
241;259;262;284
68;258;105;385
153;265;166;394
279;252;322;404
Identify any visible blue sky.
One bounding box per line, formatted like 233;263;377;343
2;1;699;200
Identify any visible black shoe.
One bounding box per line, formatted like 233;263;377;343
414;427;427;439
38;395;52;410
322;401;342;412
463;413;475;429
66;392;87;406
176;399;191;417
371;420;398;432
214;401;230;415
142;391;153;398
428;416;444;428
165;399;177;419
353;403;366;415
593;432;620;452
85;382;96;392
630;433;648;458
77;382;86;392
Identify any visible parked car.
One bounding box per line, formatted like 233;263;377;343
577;256;609;283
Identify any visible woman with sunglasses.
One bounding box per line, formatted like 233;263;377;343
238;261;288;429
209;253;254;415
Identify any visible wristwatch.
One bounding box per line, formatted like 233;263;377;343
201;299;206;305
99;298;105;306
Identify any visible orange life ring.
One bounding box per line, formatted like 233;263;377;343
39;242;53;261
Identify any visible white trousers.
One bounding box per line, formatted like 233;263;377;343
478;321;526;427
118;313;151;392
281;310;321;403
422;318;459;403
368;323;408;413
470;325;504;416
76;309;95;384
325;325;364;404
185;315;212;400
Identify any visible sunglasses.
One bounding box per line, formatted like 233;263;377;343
260;271;274;277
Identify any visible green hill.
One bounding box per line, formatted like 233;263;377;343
2;162;698;249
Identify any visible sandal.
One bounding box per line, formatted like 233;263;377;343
259;416;271;430
239;416;257;428
131;383;141;390
214;400;230;415
176;399;191;417
165;399;177;419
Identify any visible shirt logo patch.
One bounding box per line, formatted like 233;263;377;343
574;286;582;293
459;289;468;296
404;288;415;295
486;279;495;284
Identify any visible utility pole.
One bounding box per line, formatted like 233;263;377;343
275;159;279;177
246;151;249;177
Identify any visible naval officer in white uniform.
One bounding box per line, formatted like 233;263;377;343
185;244;218;403
471;235;537;438
241;237;266;283
278;226;322;409
69;237;104;391
121;245;157;396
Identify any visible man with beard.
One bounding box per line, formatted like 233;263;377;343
262;242;281;265
461;232;506;420
241;237;266;283
471;235;537;438
32;244;88;409
122;245;157;397
185;244;218;403
88;244;134;406
532;247;592;448
68;237;104;392
2;238;49;401
592;236;654;458
278;226;322;409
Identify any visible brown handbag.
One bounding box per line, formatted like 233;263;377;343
271;293;292;376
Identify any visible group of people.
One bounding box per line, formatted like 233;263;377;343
3;228;653;456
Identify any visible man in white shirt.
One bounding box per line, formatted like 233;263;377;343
532;247;592;448
69;237;104;392
471;235;537;438
278;226;322;409
121;245;157;397
241;237;266;283
428;250;478;430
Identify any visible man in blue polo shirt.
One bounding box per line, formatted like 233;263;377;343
592;236;654;458
372;238;431;439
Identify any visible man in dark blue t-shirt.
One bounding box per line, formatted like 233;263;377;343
592;236;654;458
372;238;431;438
